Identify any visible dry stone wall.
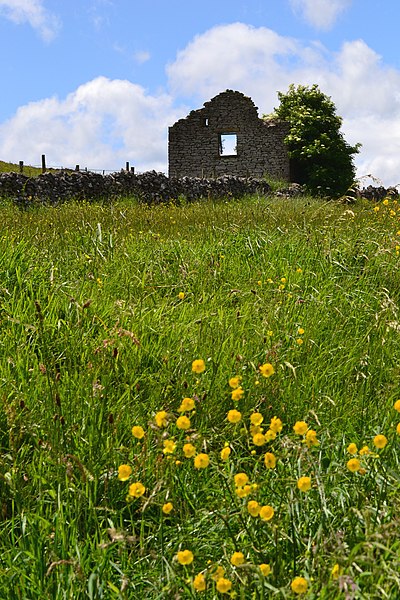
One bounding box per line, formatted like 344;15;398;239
0;169;391;206
0;170;275;207
169;90;290;180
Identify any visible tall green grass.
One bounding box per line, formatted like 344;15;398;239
0;194;399;598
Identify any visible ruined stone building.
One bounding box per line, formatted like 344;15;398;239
168;90;290;180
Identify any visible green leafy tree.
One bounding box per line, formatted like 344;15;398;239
272;84;360;197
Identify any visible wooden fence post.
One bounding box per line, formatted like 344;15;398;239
19;161;24;174
75;165;80;171
41;154;46;173
126;162;130;172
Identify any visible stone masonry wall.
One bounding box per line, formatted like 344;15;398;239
0;170;275;207
168;90;290;180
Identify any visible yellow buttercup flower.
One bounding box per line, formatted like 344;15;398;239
397;422;400;435
252;433;266;446
259;363;275;378
229;376;241;389
394;399;400;412
193;573;206;591
259;505;274;521
347;458;361;472
373;434;388;449
231;387;244;401
192;359;205;374
178;291;185;300
250;412;263;426
296;338;303;345
359;445;370;456
194;453;209;469
128;481;146;498
264;452;276;469
216;578;232;593
259;563;271;576
227;409;242;423
234;473;249;487
247;500;260;517
298;327;305;335
347;443;358;455
118;464;132;481
305;429;319;447
176;549;194;565
220;446;231;460
178;397;195;412
230;552;245;566
183;443;196;458
155;410;168;428
265;429;277;441
131;425;145;439
162;502;173;514
291;576;308;594
297;476;311;492
176;415;191;430
163;439;177;454
270;416;283;433
293;421;308;435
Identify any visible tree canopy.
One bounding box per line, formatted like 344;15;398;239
272;84;360;198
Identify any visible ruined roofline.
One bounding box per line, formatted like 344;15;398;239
169;90;288;130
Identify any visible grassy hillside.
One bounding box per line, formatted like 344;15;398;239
0;159;52;177
0;194;399;598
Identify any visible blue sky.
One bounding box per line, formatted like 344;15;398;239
1;0;400;184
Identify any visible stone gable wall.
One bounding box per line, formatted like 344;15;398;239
168;90;290;180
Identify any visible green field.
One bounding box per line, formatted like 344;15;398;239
0;193;399;599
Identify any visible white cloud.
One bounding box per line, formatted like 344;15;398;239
167;23;301;110
133;50;151;65
0;0;60;41
0;77;182;173
289;0;353;30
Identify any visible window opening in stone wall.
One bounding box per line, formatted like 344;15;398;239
219;133;237;156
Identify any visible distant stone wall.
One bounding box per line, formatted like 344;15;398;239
169;90;290;180
0;170;275;207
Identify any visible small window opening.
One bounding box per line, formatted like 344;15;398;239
205;117;209;126
219;133;237;156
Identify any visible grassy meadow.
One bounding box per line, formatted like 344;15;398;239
0;192;400;599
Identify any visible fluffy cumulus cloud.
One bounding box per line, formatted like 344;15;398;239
0;0;60;41
0;77;181;173
289;0;353;30
167;23;302;111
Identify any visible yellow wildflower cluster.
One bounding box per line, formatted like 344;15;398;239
174;549;272;594
114;358;399;596
345;424;393;474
